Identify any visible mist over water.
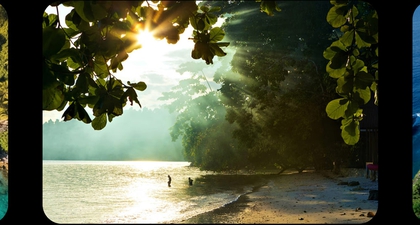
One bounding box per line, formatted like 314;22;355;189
43;160;265;223
43;108;184;161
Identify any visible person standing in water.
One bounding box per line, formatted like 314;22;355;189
188;177;193;186
168;175;172;187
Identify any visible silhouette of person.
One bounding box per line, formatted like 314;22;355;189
168;175;172;187
188;177;193;186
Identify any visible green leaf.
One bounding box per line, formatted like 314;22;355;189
62;101;76;121
323;40;346;60
78;95;99;106
75;72;89;93
110;50;128;70
336;74;353;94
355;32;372;48
340;30;354;47
76;102;92;123
354;71;374;89
43;82;65;110
128;81;147;91
93;56;109;79
341;118;360;145
329;50;348;70
326;98;349;119
326;5;348;28
208;6;221;13
89;1;109;20
123;87;142;107
43;26;66;58
354;87;371;104
326;61;346;78
259;1;281;16
50;48;82;65
205;13;218;27
190;15;206;31
62;101;92;123
92;113;107;130
65;9;90;31
72;1;108;22
209;43;227;57
209;27;225;43
51;63;75;86
200;5;210;13
345;100;360;117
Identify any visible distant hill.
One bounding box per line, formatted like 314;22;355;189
43;107;185;161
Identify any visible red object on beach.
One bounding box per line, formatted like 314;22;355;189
366;163;378;181
367;164;378;171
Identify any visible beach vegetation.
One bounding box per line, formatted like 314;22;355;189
42;0;377;171
43;0;377;146
0;5;7;153
414;170;420;218
323;1;378;145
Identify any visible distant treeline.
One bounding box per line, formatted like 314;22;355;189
43;108;184;161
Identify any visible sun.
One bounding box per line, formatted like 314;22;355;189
136;29;158;47
134;27;166;58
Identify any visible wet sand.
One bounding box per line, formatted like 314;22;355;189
180;169;378;224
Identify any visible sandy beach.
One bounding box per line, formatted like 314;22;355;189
182;169;378;224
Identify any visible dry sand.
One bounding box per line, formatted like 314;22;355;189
182;169;378;224
233;170;378;224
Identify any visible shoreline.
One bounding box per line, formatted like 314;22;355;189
179;169;378;224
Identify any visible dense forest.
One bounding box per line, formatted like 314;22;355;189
43;108;184;161
42;1;377;173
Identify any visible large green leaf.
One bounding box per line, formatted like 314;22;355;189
209;43;227;57
43;82;65;110
128;81;147;91
355;32;372;48
354;87;371;104
340;118;360;145
71;1;108;22
326;98;349;120
209;27;225;43
326;61;346;78
110;50;128;71
92;113;107;130
344;100;361;118
123;87;142;107
76;102;92;123
323;40;346;60
93;56;109;79
326;5;348;28
50;48;82;65
340;30;354;47
258;1;281;16
75;72;89;93
43;26;66;58
51;63;75;86
354;71;374;89
61;101;92;123
336;74;353;94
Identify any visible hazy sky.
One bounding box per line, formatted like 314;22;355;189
43;3;232;123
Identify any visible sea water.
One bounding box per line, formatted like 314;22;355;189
0;170;7;219
414;10;420;178
42;160;260;224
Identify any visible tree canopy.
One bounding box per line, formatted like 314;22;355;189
43;0;378;153
0;5;7;153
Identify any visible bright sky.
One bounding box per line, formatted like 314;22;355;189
43;3;231;124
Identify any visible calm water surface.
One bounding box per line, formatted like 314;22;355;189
0;170;7;219
414;10;420;177
42;160;263;223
